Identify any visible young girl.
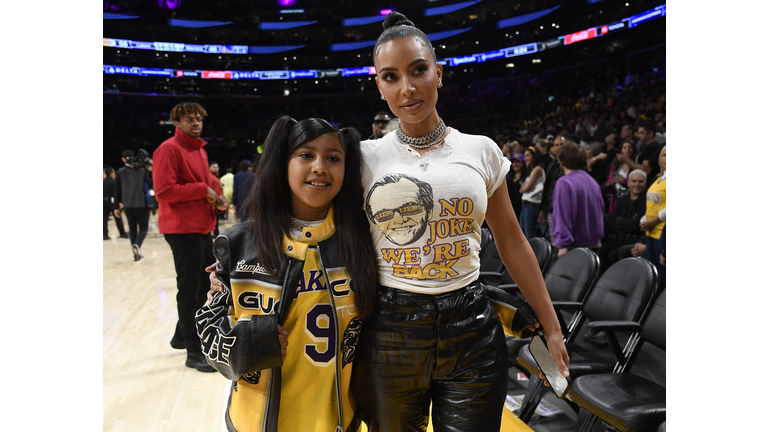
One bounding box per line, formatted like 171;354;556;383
195;116;378;432
519;146;546;239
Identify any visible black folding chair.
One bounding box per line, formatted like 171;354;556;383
569;289;666;432
506;248;600;379
515;257;659;423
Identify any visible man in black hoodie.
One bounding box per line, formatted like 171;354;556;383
115;150;152;261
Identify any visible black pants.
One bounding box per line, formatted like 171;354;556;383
164;233;214;354
104;208;126;238
352;284;508;432
124;207;150;247
598;237;641;274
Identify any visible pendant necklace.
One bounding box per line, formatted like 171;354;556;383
415;128;448;172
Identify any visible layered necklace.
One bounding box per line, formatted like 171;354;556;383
396;119;447;149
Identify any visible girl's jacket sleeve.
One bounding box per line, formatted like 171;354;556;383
194;237;283;382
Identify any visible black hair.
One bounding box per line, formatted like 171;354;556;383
638;122;656;137
610;140;637;170
246;115;378;320
373;12;437;66
565;134;581;145
122;150;134;159
104;167;114;176
239;160;251;171
524;146;542;169
169;102;208;122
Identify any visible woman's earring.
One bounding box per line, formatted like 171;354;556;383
380;94;385;100
437;80;443;88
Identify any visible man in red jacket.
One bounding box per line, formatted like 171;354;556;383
153;102;229;372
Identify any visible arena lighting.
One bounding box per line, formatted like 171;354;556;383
496;6;560;29
259;20;317;29
342;15;386;26
424;0;481;17
168;19;232;28
379;9;393;15
103;12;139;19
104;3;665;82
159;0;181;10
104;38;250;54
278;0;295;5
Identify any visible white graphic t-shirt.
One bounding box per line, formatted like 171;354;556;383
361;128;511;294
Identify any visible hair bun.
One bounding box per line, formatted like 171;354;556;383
382;12;414;30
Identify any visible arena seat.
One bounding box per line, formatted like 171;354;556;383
568;289;666;432
506;247;600;378
498;237;556;296
478;228;506;287
515;257;659;423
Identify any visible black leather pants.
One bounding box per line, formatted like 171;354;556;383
352;284;508;432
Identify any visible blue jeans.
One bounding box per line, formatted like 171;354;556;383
519;201;540;239
645;235;666;285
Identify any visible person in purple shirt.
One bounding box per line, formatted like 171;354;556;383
552;142;605;257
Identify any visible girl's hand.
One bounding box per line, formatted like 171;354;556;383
204;262;225;306
278;325;289;362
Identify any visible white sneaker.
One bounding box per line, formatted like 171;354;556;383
132;244;143;261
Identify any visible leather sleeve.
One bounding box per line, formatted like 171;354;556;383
194;235;283;381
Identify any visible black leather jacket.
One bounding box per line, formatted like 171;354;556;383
195;218;361;432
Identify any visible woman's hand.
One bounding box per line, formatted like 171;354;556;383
278;325;289;362
539;330;570;383
204;262;225;306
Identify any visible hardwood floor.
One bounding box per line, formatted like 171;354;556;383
103;213;232;432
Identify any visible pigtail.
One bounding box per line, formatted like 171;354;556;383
333;127;379;320
249;115;297;274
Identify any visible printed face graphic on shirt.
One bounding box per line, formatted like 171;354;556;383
366;174;434;246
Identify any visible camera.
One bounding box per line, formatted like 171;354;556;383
126;148;152;169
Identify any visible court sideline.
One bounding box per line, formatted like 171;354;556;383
103;211;536;432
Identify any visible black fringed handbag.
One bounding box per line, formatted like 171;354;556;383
483;284;539;339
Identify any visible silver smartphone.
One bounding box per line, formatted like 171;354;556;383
528;334;572;399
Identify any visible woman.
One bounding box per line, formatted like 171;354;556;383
196;117;378;432
506;152;527;218
518;146;545;239
352;12;569;432
606;140;637;214
640;145;666;283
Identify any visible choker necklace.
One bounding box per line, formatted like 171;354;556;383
396;119;446;149
289;217;307;232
